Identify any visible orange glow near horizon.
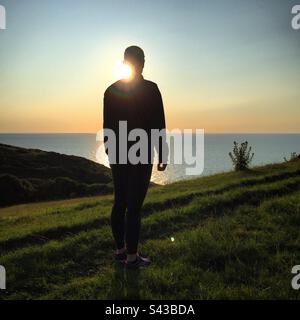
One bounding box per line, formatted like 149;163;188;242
1;2;300;134
1;41;300;134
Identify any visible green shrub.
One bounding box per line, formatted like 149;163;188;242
284;152;300;162
51;177;81;197
85;183;113;195
0;174;35;206
229;141;254;171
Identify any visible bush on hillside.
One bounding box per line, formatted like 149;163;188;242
0;174;35;206
284;152;300;163
229;141;254;171
84;183;113;195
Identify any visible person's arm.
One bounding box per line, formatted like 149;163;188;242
153;84;168;171
103;89;110;155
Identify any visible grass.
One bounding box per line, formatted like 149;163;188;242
0;160;300;300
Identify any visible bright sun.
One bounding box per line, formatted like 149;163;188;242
113;60;132;80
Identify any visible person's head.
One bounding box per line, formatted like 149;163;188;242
124;46;145;77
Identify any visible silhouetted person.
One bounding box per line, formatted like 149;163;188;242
103;46;167;268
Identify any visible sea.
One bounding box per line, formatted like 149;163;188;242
0;133;299;185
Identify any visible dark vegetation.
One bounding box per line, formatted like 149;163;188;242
0;144;112;206
284;152;300;163
229;141;254;171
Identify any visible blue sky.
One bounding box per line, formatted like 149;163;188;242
0;0;299;132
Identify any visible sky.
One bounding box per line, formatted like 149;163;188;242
0;0;299;133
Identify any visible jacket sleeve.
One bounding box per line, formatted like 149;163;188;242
103;89;110;155
154;84;166;130
153;84;168;164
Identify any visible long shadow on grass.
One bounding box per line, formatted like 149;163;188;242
3;177;300;299
1;169;300;254
109;263;140;300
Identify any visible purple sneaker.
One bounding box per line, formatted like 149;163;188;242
125;255;151;269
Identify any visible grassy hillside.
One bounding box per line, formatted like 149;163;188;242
0;144;112;206
0;160;300;300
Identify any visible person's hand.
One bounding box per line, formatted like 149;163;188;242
157;163;167;171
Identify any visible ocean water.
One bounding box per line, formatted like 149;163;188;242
0;134;299;184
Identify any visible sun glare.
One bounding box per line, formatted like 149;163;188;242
113;60;132;80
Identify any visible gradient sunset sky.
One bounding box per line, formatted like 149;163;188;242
0;0;299;133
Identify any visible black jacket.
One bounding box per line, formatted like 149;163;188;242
103;75;167;164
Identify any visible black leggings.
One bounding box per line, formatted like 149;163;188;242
110;164;153;254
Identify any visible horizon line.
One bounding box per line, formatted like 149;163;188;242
0;132;300;135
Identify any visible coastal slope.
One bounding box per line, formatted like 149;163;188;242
0;159;300;299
